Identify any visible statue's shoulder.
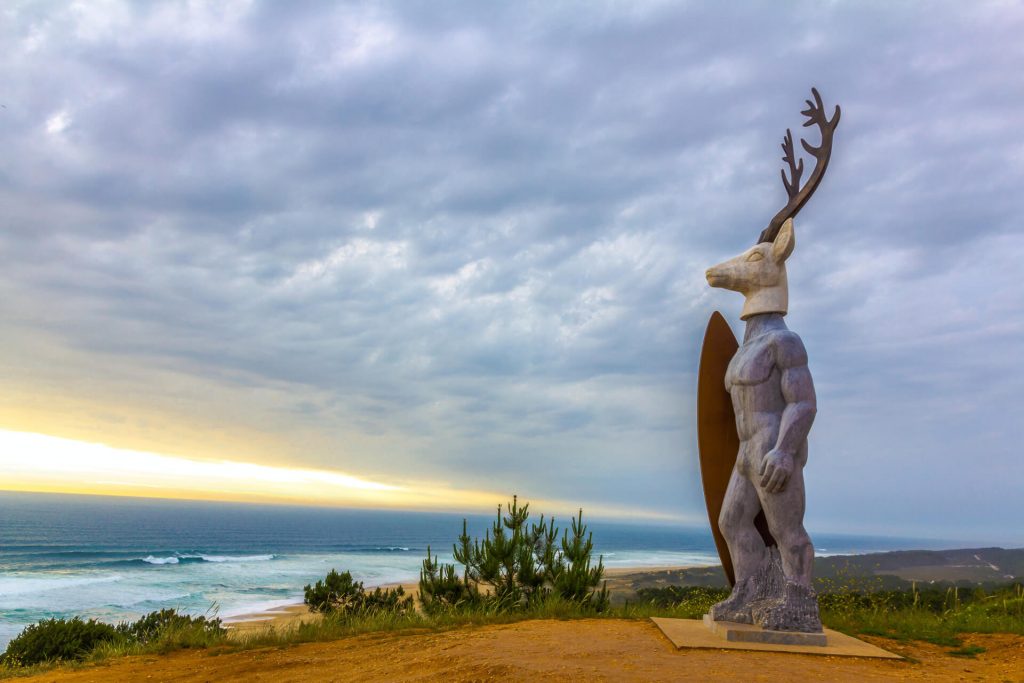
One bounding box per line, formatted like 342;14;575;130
765;329;808;368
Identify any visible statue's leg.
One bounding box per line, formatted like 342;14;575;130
709;463;767;623
752;464;822;631
719;465;765;584
757;465;813;587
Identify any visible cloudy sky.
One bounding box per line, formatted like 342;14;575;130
1;1;1022;542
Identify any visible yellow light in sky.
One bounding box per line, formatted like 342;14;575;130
0;428;420;507
0;428;685;522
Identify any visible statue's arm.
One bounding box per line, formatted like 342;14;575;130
759;333;817;493
776;340;817;459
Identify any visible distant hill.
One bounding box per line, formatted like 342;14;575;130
610;547;1024;596
817;547;1024;588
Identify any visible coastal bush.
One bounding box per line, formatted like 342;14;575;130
0;609;227;671
115;608;226;650
0;617;118;667
820;582;1024;646
635;585;730;617
304;569;413;616
305;569;363;613
419;496;609;614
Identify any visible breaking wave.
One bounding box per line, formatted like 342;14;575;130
139;554;275;566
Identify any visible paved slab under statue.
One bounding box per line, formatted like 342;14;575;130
650;617;901;659
702;613;827;646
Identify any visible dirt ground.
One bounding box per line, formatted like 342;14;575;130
22;619;1024;682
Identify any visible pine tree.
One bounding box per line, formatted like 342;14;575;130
419;542;478;613
418;495;608;613
555;508;609;608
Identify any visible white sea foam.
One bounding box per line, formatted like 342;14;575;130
0;574;123;597
139;554;275;565
190;554;275;563
600;550;718;568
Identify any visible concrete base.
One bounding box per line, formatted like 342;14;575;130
651;617;902;659
703;613;827;646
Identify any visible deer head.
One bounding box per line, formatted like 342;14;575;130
706;219;795;320
706;88;840;320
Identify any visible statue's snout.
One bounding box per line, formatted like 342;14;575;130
705;264;730;289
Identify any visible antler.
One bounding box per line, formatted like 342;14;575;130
757;87;840;244
780;129;803;200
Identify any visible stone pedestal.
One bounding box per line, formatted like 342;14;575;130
702;613;826;646
649;617;902;659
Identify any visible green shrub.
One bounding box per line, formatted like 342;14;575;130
819;582;1024;646
0;617;118;667
0;609;228;670
420;547;479;611
115;608;225;647
419;496;608;614
305;569;363;613
635;585;731;617
360;585;415;614
304;569;413;616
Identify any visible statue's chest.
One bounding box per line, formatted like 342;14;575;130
725;337;776;390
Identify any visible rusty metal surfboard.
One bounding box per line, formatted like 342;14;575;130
697;311;775;587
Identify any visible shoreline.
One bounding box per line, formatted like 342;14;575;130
223;564;702;633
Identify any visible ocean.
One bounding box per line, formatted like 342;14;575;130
0;491;956;649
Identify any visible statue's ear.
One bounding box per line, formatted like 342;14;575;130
772;219;795;262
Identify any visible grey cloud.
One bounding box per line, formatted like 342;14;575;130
1;1;1022;540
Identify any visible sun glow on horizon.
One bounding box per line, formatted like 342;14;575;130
0;428;690;523
0;429;443;509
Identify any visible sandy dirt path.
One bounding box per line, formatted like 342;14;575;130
22;619;1024;682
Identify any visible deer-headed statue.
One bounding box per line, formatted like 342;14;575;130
704;88;839;633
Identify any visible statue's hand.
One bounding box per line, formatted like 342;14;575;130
759;449;794;493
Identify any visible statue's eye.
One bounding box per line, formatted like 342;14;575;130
746;252;764;262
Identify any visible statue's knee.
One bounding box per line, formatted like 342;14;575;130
718;507;741;539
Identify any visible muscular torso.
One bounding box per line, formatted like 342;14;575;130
725;328;810;476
